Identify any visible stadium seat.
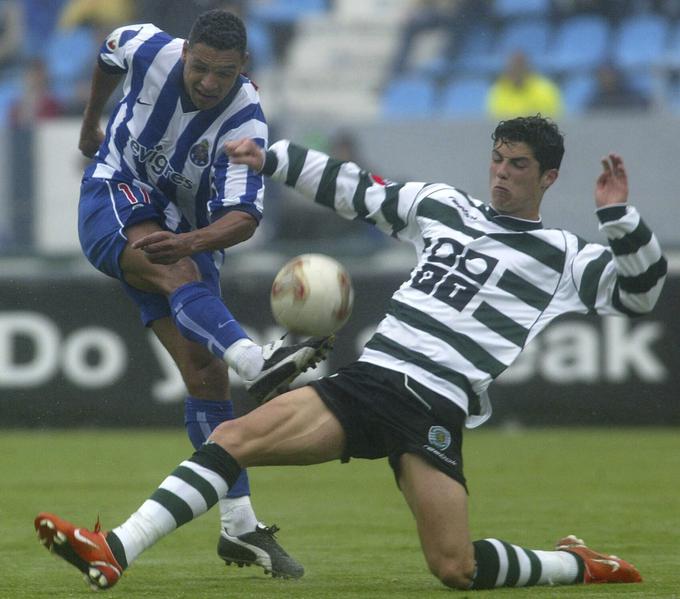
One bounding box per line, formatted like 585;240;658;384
540;15;611;74
440;77;490;118
249;0;329;25
497;18;551;58
455;19;552;75
561;73;597;114
493;0;550;20
611;14;669;71
45;26;96;105
663;21;680;69
452;24;496;75
246;20;274;68
666;80;680;112
380;75;437;119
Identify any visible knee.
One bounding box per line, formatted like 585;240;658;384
428;554;475;590
211;419;246;454
183;358;230;399
156;258;201;294
170;258;202;289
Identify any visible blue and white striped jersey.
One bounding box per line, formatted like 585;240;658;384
262;141;668;427
85;23;267;231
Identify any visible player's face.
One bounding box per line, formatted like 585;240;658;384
489;141;558;220
182;42;246;110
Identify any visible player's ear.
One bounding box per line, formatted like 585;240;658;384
541;168;559;191
181;41;189;62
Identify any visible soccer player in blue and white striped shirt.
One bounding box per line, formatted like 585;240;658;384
38;116;665;590
75;10;330;578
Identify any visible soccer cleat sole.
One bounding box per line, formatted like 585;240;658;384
220;557;293;579
253;336;334;404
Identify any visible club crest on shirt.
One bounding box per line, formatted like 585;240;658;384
189;139;210;167
427;425;451;451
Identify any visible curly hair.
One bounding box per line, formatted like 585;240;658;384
492;115;565;173
188;9;247;55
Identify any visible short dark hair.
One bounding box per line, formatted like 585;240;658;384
188;10;247;55
492;115;565;172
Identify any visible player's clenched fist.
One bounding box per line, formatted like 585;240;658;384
225;139;266;172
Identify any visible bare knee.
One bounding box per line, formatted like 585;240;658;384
182;358;229;399
154;258;200;294
211;419;247;456
428;553;475;590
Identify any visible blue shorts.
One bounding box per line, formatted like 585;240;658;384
78;177;221;326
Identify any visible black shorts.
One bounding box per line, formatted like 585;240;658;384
309;361;467;490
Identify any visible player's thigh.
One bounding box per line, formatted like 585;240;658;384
120;221;200;295
152;316;229;400
212;386;346;466
398;453;474;587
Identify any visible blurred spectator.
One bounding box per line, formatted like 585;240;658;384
137;0;244;37
20;0;67;60
9;58;63;126
0;0;21;72
586;63;652;112
387;0;486;80
486;51;563;119
45;0;135;116
327;129;365;163
58;0;135;29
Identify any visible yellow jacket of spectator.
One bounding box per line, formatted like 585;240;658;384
487;73;563;119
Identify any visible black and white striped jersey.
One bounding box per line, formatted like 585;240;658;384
262;141;667;426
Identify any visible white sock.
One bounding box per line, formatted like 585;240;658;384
223;339;263;380
534;550;580;585
474;539;580;588
110;459;230;566
220;495;258;537
111;499;177;565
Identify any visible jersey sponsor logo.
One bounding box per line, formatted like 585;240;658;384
412;237;498;311
427;425;451;450
449;193;478;221
129;138;193;190
189;139;210;167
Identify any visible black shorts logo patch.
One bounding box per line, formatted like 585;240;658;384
189;139;210;167
427;425;451;451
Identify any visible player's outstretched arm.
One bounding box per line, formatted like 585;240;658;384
595;153;628;208
228;138;428;240
571;152;667;317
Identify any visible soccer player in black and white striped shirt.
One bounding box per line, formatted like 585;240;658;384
36;116;665;591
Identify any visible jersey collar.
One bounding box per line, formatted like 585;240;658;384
484;205;544;231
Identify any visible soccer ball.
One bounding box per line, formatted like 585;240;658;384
270;253;354;336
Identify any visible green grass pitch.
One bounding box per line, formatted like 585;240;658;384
1;428;678;598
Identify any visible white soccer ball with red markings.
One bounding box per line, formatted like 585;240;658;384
270;253;354;336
